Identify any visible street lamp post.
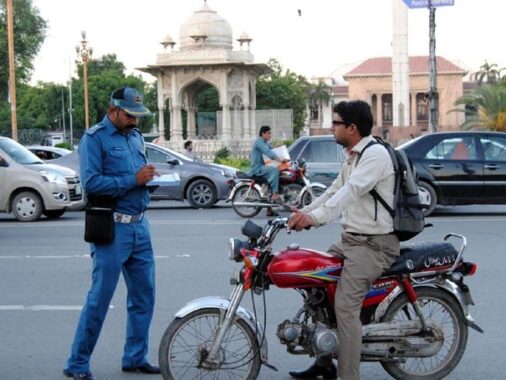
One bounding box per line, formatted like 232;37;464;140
75;31;93;129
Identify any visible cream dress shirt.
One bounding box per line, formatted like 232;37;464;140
301;135;395;235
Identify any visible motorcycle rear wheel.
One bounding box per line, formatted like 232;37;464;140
380;287;468;380
159;308;261;380
232;185;262;218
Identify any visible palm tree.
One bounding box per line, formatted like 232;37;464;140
454;84;506;131
308;80;331;129
473;61;504;85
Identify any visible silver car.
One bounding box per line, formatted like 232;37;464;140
51;142;238;209
0;137;83;221
288;135;344;187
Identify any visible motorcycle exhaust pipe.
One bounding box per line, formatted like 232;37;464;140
233;202;277;208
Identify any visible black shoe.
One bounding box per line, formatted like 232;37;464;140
289;362;337;379
63;369;97;380
122;363;160;374
266;208;279;217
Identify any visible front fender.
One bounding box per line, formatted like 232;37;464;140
227;182;261;202
174;296;269;363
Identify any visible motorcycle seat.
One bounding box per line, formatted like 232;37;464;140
383;242;459;276
236;172;269;185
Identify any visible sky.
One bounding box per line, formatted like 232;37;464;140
30;0;505;85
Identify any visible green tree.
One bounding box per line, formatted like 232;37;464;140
0;0;47;99
72;54;153;132
308;79;331;129
454;84;506;131
473;61;504;86
256;58;309;137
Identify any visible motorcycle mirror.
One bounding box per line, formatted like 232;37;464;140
241;220;263;239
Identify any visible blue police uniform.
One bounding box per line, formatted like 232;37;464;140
249;137;280;192
65;116;155;373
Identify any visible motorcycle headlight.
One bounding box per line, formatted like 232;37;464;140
40;170;67;185
228;238;248;262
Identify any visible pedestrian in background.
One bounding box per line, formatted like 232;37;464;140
63;87;160;380
183;140;198;160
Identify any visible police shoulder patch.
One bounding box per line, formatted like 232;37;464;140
85;123;106;136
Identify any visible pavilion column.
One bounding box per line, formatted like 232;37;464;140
221;103;231;142
242;104;250;140
171;105;183;141
156;74;166;142
187;107;197;139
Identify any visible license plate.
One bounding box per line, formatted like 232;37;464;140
75;185;82;195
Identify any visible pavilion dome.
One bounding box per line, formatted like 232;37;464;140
179;2;233;51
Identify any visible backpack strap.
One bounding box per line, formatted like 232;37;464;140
369;189;395;218
356;140;378;166
356;138;396;219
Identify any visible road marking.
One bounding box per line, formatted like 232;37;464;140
0;255;179;260
0;305;114;311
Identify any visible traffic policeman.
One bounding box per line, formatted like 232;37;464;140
63;87;160;380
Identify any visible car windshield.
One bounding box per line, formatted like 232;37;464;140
0;139;43;164
147;144;192;162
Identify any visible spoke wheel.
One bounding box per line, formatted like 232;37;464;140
380;287;468;380
232;185;262;218
159;308;261;380
300;186;325;207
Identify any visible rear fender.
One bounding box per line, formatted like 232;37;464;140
373;282;481;332
174;296;269;363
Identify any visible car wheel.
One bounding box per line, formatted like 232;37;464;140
186;179;217;209
11;191;43;222
43;209;66;219
418;181;437;217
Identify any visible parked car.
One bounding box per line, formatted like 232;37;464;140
398;131;506;215
0;137;83;221
26;145;72;161
51;142;239;208
288;135;344;186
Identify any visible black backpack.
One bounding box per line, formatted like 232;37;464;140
358;136;427;241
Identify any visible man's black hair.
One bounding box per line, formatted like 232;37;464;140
184;140;192;149
333;100;373;137
259;125;271;136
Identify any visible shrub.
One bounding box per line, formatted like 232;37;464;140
214;147;231;160
215;156;250;172
55;142;72;150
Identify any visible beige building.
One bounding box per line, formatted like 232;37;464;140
344;56;468;143
311;56;468;144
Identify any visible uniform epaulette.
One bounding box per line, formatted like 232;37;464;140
85;124;106;135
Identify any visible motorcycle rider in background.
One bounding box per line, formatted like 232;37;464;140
288;100;400;380
249;125;287;216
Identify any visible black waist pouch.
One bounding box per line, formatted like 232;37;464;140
84;195;116;245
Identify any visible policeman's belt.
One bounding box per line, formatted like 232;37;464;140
113;212;144;224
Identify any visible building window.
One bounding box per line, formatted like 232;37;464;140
382;94;392;123
416;93;429;121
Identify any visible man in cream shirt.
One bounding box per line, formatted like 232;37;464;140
288;100;400;380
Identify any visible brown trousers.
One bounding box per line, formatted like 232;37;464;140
317;232;400;380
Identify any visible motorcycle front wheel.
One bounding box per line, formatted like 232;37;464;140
159;308;262;380
232;184;262;218
300;186;326;207
380;287;468;380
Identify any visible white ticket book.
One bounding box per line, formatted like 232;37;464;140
146;173;181;186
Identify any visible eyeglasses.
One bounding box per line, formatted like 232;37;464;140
331;120;350;127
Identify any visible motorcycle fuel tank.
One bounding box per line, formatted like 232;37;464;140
268;247;343;288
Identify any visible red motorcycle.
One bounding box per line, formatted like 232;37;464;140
159;218;482;380
228;159;327;218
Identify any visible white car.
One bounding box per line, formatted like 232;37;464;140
26;145;72;161
0;137;82;221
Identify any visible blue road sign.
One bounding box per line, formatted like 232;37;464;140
403;0;454;8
